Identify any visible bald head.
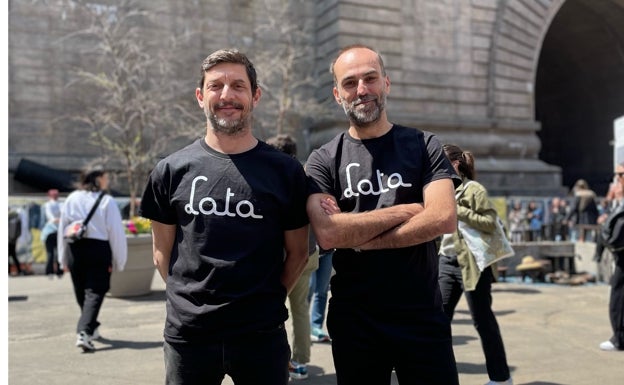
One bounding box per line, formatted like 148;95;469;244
330;44;386;85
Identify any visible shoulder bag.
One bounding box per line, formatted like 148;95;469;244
456;181;515;271
64;191;105;243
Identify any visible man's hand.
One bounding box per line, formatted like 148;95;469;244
320;197;341;215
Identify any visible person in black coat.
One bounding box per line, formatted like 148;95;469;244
599;165;624;352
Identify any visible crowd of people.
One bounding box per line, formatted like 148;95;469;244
8;193;61;277
506;177;617;244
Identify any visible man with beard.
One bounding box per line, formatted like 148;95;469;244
139;49;310;385
305;44;461;384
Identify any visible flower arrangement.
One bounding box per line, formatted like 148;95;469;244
123;216;152;235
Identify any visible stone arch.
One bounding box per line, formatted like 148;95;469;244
489;0;624;195
487;0;565;124
534;0;624;194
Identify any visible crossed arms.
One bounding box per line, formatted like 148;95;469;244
307;178;457;251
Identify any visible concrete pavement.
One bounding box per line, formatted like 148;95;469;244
8;272;624;385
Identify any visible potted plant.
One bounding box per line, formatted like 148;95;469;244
108;217;156;298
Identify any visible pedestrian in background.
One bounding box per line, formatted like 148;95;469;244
548;197;568;241
566;179;599;241
41;189;63;278
438;144;513;385
507;201;528;242
527;200;543;241
266;133;320;380
139;49;309;385
58;168;127;352
308;247;334;343
599;163;624;352
8;208;24;276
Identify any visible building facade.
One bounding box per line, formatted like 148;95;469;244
9;0;624;196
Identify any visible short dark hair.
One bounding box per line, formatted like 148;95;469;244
198;49;258;96
266;134;297;157
329;44;387;85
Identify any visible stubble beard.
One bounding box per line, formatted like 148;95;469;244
207;103;252;136
341;93;386;128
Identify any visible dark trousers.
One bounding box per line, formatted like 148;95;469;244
45;232;63;276
327;303;459;385
163;324;290;385
609;253;624;348
438;255;510;382
67;238;112;335
9;242;22;274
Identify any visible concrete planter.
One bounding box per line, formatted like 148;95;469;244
108;234;156;298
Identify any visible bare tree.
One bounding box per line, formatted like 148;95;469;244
250;0;332;143
57;0;202;216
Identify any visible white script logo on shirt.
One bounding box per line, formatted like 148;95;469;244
343;163;413;198
184;176;263;219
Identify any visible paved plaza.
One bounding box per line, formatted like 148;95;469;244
7;271;624;385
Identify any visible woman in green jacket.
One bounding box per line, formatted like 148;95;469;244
438;144;512;385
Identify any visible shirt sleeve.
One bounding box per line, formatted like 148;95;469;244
423;132;462;188
139;161;178;225
305;148;333;195
106;196;128;271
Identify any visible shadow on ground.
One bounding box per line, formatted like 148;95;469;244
452;335;479;346
91;337;164;352
493;286;542;295
110;289;166;302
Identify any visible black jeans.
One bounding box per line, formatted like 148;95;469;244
67;238;112;335
327;302;459;385
163;323;290;385
438;255;510;382
9;241;22;274
609;253;624;348
45;232;63;276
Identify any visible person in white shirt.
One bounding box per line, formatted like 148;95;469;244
58;168;127;352
41;189;63;277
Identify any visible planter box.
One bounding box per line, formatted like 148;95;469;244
109;234;156;298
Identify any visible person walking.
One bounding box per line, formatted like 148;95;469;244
266;133;320;380
41;189;63;278
139;49;310;385
438;144;513;385
305;44;460;385
599;163;624;352
58;168;127;352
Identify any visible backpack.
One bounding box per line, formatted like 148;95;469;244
601;204;624;252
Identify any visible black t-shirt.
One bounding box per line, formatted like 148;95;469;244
140;138;309;343
306;125;458;315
